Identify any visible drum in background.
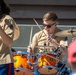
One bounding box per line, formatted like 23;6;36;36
38;52;58;75
13;51;36;70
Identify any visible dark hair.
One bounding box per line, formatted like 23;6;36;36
43;11;58;21
0;0;10;19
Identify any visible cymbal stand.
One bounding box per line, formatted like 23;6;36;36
27;53;41;75
43;42;48;53
56;63;66;75
68;28;76;41
56;60;67;75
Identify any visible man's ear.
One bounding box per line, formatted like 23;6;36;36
56;22;59;25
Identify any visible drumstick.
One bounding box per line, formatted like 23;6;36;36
29;26;33;45
44;53;63;63
45;53;59;61
33;18;47;36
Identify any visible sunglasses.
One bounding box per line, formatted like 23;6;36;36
43;22;56;28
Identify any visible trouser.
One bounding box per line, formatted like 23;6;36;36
0;63;14;75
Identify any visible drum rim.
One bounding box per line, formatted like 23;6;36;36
13;51;28;54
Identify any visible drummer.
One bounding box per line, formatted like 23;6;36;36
27;11;68;60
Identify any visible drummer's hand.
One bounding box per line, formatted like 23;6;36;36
27;46;32;54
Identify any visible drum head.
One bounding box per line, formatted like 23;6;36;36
14;70;33;75
38;68;57;75
13;51;28;55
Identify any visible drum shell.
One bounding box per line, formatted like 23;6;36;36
13;51;36;69
38;53;58;67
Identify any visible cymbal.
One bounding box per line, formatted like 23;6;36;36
36;45;54;49
55;29;76;37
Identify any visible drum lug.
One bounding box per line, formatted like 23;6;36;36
50;58;53;61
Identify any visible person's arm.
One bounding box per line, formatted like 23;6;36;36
59;37;68;55
27;33;38;54
0;26;13;46
0;16;15;46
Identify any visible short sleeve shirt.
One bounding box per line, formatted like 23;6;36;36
0;15;16;64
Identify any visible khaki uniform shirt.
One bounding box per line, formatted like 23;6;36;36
0;15;15;64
